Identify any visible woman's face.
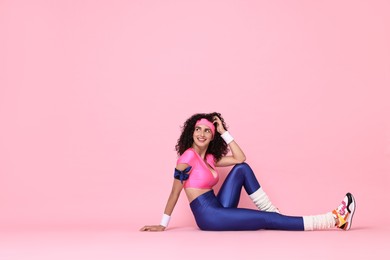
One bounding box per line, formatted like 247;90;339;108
192;124;213;149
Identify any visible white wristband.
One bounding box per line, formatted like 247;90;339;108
221;131;234;144
160;214;171;227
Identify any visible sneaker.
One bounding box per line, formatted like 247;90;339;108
332;192;356;231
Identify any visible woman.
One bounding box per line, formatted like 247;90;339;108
140;112;356;231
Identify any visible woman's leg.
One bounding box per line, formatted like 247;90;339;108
217;163;279;212
191;188;355;231
202;209;305;231
192;190;304;231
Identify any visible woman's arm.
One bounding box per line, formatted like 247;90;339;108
163;178;184;215
213;116;246;167
215;140;246;167
140;163;188;232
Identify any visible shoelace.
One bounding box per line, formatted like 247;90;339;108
338;201;347;216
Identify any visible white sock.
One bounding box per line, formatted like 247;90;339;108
303;212;336;231
249;187;280;213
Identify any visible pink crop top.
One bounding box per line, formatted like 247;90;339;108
176;148;219;189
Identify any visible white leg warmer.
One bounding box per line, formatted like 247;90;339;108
249;187;280;213
303;212;336;231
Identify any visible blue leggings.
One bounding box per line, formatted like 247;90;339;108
189;163;304;231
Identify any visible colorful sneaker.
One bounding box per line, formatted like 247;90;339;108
332;192;356;231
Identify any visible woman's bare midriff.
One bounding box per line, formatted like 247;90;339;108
185;188;212;203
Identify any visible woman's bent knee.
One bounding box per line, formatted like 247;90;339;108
232;162;252;172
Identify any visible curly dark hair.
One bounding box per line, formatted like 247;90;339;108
175;112;229;162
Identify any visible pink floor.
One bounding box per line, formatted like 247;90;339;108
1;224;389;260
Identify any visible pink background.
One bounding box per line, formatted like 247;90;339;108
1;0;390;259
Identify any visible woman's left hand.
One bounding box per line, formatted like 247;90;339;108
140;225;166;232
213;116;226;134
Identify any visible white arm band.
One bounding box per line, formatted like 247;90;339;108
160;214;171;227
221;131;234;144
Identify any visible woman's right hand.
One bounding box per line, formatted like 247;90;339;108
212;116;226;134
139;225;166;232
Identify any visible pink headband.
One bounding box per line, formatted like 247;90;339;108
195;118;215;135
